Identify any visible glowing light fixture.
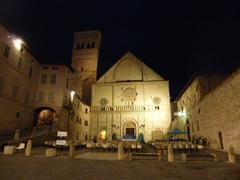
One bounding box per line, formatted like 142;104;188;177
100;130;106;140
13;39;22;51
70;90;75;102
177;111;187;118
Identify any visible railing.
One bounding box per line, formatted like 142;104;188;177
0;125;57;145
91;105;160;112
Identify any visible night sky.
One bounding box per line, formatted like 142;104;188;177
1;0;240;99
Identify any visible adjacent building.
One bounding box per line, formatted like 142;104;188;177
0;23;41;131
171;71;240;153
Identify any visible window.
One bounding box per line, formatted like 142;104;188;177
80;67;83;72
50;74;56;84
20;47;25;54
87;43;90;49
48;91;55;103
81;43;84;49
18;57;23;68
52;66;58;70
41;74;47;84
12;86;18;99
66;78;69;88
38;91;45;103
91;42;95;48
79;118;82;124
16;112;20;118
76;115;79;122
43;66;48;70
85;108;88;114
28;67;33;77
84;120;88;126
24;92;30;104
76;44;80;49
198;108;201;114
0;77;3;94
3;45;10;58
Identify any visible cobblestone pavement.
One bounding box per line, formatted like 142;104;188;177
0;155;240;180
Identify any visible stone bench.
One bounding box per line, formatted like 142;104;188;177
130;153;161;161
182;153;218;162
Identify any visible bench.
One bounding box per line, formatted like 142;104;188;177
182;153;218;162
130;153;161;161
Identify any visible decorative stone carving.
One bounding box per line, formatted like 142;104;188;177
153;97;161;105
99;97;108;106
122;87;137;103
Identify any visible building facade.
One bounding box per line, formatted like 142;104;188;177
0;23;41;131
171;71;240;153
90;52;172;141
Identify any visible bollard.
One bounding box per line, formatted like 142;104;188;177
25;139;32;156
118;142;124;160
158;149;162;161
14;129;20;140
69;141;75;158
167;144;174;162
228;145;236;163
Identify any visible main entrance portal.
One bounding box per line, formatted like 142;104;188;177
123;120;137;139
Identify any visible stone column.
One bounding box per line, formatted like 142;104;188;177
118;142;124;160
69;141;75;158
228;145;236;163
14;129;20;140
25;139;32;156
167;144;174;162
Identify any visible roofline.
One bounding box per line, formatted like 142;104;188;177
175;72;228;101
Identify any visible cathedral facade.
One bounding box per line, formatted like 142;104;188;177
90;52;172;141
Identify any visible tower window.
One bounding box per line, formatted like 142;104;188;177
91;42;95;48
87;43;91;49
81;67;83;72
81;43;84;49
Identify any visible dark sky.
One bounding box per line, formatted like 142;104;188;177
1;0;240;99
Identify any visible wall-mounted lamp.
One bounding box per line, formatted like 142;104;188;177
13;39;22;51
140;124;145;128
70;90;75;102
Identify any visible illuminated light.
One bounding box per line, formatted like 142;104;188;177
70;90;75;102
13;39;22;50
175;111;187;118
100;130;106;140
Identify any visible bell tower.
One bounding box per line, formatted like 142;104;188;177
71;31;101;105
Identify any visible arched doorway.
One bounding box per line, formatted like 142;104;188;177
34;107;56;126
122;119;138;139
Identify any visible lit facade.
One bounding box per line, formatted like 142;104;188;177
90;52;172;141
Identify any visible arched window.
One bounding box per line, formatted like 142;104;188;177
91;42;95;48
87;43;91;49
81;43;84;49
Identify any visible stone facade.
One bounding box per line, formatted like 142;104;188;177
90;52;172;141
71;31;101;105
0;23;40;131
171;71;240;153
34;64;72;129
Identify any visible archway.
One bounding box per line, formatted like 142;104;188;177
122;119;138;139
34;107;56;126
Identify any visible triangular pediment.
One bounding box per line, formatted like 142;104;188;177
97;52;165;83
